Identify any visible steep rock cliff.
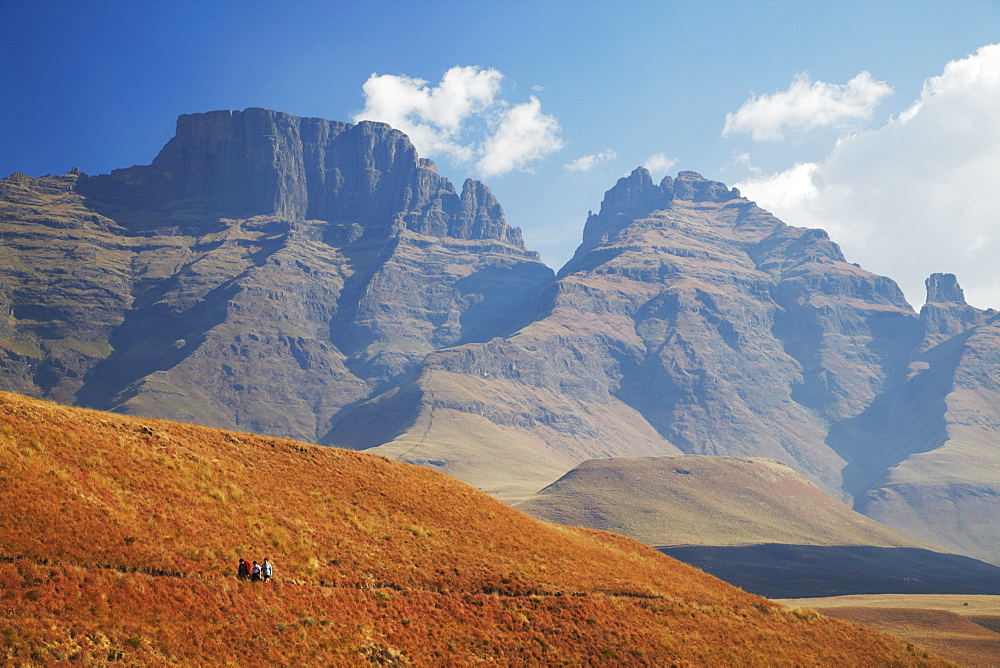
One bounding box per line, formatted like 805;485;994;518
0;109;552;442
332;169;919;499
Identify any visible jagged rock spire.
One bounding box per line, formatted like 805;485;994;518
925;273;967;305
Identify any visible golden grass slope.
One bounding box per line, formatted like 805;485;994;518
0;391;945;665
516;455;928;548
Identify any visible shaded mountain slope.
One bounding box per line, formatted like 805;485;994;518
829;275;1000;564
659;544;1000;598
0;391;944;665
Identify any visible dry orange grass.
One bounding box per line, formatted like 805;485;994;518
811;607;1000;668
0;391;949;665
777;595;1000;667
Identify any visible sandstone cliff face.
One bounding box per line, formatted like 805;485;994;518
0;109;552;442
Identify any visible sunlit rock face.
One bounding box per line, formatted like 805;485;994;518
0;108;552;443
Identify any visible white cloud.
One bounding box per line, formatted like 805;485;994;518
738;162;819;211
723;72;894;141
476;96;563;177
737;44;1000;309
564;149;618;171
354;66;562;177
643;153;678;180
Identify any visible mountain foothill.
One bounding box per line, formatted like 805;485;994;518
2;107;998;579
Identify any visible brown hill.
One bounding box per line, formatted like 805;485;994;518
515;456;1000;599
819;608;1000;667
516;455;925;548
0;391;944;665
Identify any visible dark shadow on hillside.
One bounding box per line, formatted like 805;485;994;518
825;330;967;503
658;544;1000;599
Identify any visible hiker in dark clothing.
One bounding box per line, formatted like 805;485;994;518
237;559;250;580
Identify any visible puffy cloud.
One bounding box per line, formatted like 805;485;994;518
737;162;818;211
476;96;563;177
723;72;894;141
354;66;561;176
737;44;1000;309
643;153;678;180
564;149;618;171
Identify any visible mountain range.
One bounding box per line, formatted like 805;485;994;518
1;107;998;566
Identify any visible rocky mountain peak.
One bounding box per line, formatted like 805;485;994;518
598;167;669;219
925;272;967;305
672;170;742;202
595;169;743;221
452;178;521;244
559;169;751;277
76;108;523;246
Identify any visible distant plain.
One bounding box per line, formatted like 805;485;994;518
775;594;1000;667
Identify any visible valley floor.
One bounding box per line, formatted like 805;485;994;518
775;594;1000;667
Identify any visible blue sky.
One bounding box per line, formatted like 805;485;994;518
3;0;1000;307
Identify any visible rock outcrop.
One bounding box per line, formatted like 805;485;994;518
848;274;1000;563
0;109;552;442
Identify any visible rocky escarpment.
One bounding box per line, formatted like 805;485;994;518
333;169;1000;566
0;109;552;442
337;169;917;499
838;273;1000;564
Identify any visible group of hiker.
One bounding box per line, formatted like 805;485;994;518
237;557;273;582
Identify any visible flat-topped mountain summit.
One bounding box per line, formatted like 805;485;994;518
0;108;552;444
2;109;998;567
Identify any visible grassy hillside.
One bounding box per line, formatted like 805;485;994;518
0;391;945;664
516;455;925;547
